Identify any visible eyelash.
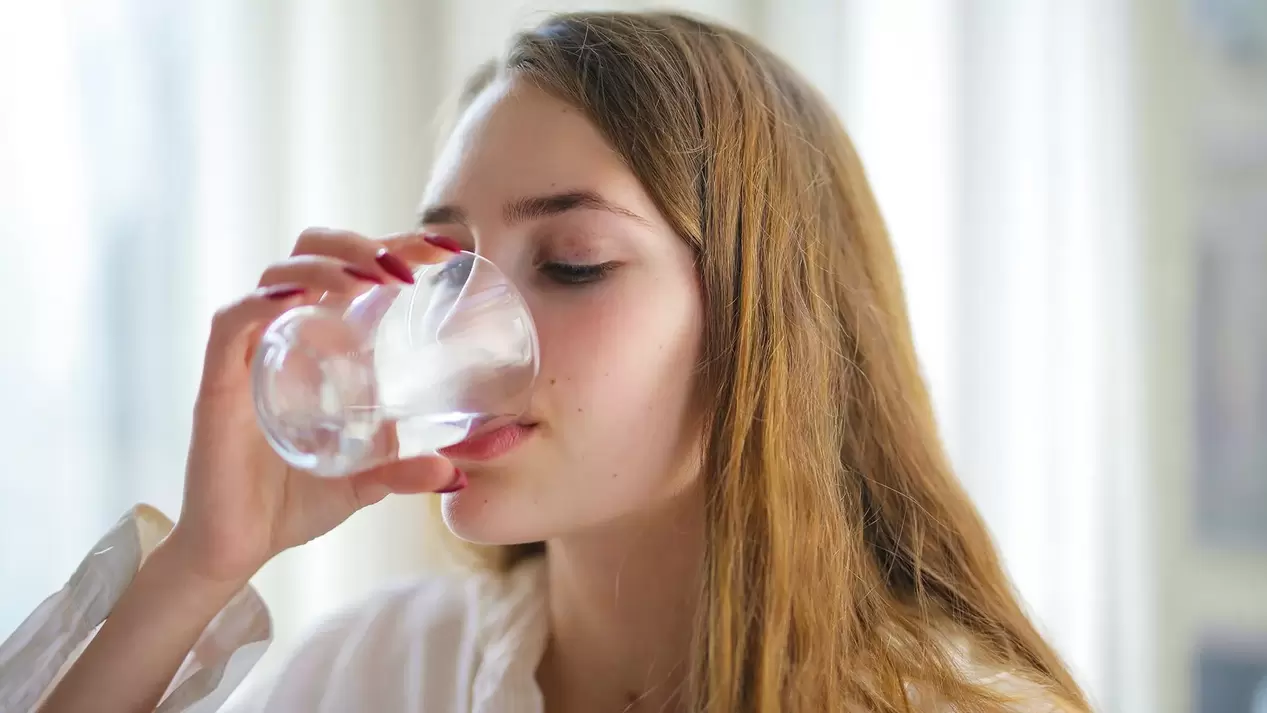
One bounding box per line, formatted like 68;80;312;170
538;261;618;285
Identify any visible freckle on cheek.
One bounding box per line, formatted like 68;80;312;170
550;378;557;385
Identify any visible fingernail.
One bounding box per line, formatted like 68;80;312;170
375;248;416;284
423;234;463;253
263;285;305;300
342;265;385;284
436;468;467;494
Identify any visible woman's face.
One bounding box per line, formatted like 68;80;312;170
420;76;704;544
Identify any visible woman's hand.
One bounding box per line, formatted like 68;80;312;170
166;228;462;586
37;229;463;713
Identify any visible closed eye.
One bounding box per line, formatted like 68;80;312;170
539;261;618;285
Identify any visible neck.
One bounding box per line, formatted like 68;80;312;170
537;484;705;713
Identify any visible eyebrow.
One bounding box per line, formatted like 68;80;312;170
418;190;652;229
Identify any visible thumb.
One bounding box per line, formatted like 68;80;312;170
348;455;460;508
344;420;461;508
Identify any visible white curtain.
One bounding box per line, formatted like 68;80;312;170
0;0;1147;709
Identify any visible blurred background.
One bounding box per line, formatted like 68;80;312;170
0;0;1264;711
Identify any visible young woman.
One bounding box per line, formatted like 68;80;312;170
20;10;1088;713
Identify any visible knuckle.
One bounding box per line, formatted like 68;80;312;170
211;300;240;324
210;291;260;329
293;226;336;254
257;263;286;284
208;304;242;342
296;226;330;243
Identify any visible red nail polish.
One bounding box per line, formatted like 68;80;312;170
375;249;416;284
263;285;305;300
342;265;385;284
436;468;467;494
423;234;463;253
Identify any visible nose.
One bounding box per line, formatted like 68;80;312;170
467;233;533;294
465;235;542;355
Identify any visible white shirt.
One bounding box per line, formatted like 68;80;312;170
0;505;1064;712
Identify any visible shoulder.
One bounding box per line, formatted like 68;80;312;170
240;559;547;712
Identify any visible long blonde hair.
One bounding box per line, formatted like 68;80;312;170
437;10;1089;712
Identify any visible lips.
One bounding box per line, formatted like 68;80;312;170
438;422;536;462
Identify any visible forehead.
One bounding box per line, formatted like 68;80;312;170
421;77;635;214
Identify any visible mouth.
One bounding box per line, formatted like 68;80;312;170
438;419;538;462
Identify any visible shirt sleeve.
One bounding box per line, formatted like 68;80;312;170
0;504;272;713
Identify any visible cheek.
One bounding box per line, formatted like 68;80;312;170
534;282;702;466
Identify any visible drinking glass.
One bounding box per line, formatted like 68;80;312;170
251;251;538;477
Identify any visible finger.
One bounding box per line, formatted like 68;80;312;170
202;284;312;391
380;230;463;267
291;227;412;284
292;227;460;282
347;455;460;509
258;254;386;295
292;227;379;262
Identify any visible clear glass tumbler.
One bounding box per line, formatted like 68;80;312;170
251;252;538;477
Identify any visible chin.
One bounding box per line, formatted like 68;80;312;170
438;479;546;546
